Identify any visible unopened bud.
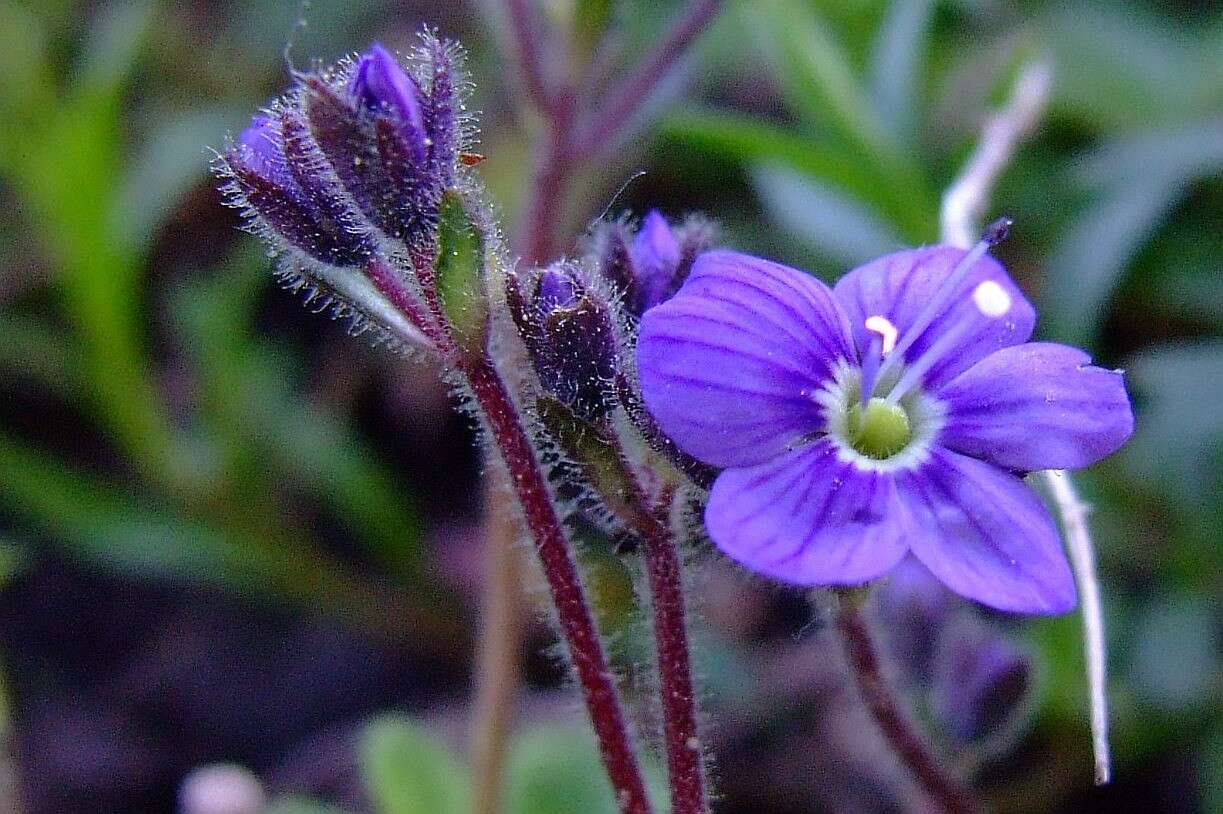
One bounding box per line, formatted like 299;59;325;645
509;264;619;420
933;621;1033;744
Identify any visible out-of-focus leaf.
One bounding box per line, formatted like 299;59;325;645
1123;342;1223;512
0;312;82;397
1039;3;1211;130
0;430;405;628
0;2;53;127
76;0;156;96
176;257;425;581
572;0;618;64
748;0;887;156
867;0;934;145
1042;120;1223;345
1128;597;1220;712
752;163;906;267
360;716;470;814
660;108;936;241
503;726;627;814
116;106;239;254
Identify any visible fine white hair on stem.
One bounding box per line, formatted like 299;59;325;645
940;59;1111;786
939;59;1053;248
1041;470;1111;785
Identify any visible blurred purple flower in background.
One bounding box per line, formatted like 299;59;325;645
637;237;1134;613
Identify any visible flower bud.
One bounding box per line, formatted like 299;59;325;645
508;264;619;420
932;621;1033;744
227;114;373;267
350;43;429;163
590;210;715;316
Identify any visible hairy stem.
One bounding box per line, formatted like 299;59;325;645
638;490;709;814
461;355;654;814
834;595;980;814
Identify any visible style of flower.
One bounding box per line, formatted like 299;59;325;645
636;234;1134;613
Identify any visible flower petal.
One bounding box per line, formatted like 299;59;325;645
940;343;1135;471
705;439;909;585
896;449;1075;614
638;251;855;468
833;247;1035;390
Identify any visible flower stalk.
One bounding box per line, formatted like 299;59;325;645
834;594;981;814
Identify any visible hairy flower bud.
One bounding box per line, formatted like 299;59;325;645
508;264;619;420
214;33;481;354
590;210;715;316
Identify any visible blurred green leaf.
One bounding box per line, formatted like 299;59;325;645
752;162;905;266
0;312;82;398
572;0;618;64
1039;3;1215;131
116;105;239;254
1127;597;1220;712
176;255;426;581
660;108;936;241
1042;120;1223;345
360;715;470;814
0;430;410;630
1123;341;1223;514
748;0;887;156
76;0;156;97
504;726;632;814
867;0;933;145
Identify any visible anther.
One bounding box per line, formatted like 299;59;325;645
982;216;1013;247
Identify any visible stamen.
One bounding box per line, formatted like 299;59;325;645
885;278;1013;405
864;315;898;354
873;218;1012;388
859;316;897;406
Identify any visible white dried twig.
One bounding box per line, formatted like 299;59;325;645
940;60;1053;247
940;59;1111;786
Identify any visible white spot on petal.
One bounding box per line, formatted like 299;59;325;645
973;279;1011;317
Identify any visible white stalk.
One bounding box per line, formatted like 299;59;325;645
940;58;1111;785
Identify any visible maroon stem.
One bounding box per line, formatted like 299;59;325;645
637;491;709;814
835;597;981;814
500;0;555;113
569;0;723;159
461;354;654;814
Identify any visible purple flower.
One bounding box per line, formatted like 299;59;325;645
636;239;1134;613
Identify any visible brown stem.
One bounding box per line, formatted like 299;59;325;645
569;0;723;160
462;355;654;814
834;595;981;814
637;490;709;814
471;473;524;814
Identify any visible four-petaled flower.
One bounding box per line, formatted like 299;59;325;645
637;239;1134;613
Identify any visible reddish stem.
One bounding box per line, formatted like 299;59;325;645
637;491;709;814
835;597;981;814
461;355;654;814
569;0;723;159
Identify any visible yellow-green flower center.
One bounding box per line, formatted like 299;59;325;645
846;397;913;459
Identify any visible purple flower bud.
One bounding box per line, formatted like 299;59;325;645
536;267;580;311
932;622;1033;744
590;211;714;315
350;43;428;163
226;114;371;267
508;265;619;420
